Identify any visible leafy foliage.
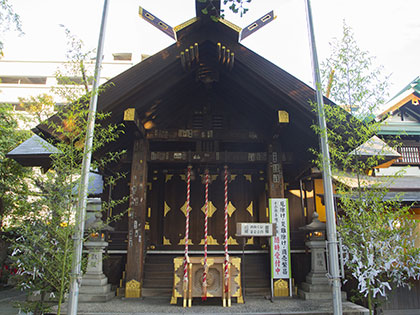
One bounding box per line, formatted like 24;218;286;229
8;28;125;315
0;0;23;55
314;22;420;314
321;21;390;118
313;101;420;314
0;104;32;273
18;94;56;125
198;0;251;20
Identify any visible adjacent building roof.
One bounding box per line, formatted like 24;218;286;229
6;134;61;170
349;135;400;160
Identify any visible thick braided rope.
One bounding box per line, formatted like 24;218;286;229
224;165;229;291
183;166;191;285
202;170;209;297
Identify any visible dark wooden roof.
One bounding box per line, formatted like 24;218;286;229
35;14;330;139
31;6;353;182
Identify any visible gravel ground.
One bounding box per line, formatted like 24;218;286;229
0;287;369;315
58;296;369;315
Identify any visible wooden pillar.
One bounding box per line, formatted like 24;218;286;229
125;138;148;298
267;142;285;198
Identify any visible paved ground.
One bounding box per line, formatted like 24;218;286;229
1;287;369;315
0;287;26;315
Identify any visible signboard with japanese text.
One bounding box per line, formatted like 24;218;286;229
269;198;291;279
236;223;275;237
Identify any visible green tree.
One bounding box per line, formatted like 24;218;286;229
8;29;125;315
312;103;420;314
321;21;390;118
198;0;251;20
18;94;55;124
314;23;420;313
10;99;124;315
0;104;31;270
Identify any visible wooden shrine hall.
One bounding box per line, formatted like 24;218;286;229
30;0;339;305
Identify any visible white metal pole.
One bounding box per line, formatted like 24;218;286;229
303;1;343;314
67;1;109;314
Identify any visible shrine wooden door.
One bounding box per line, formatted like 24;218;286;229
148;167;268;251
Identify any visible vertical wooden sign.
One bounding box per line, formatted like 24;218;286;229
125;138;148;298
269;198;291;279
269;198;292;297
267;143;284;199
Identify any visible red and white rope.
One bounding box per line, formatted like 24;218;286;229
202;170;209;299
223;165;229;291
183;166;192;285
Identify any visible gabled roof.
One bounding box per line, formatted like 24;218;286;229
349;135;400;161
35;9;334;145
378;76;420;121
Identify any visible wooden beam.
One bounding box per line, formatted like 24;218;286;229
124;108;145;138
267;142;285;198
147;129;264;142
125;138;148;298
148;151;267;164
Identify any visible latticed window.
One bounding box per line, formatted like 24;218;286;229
394;146;420;165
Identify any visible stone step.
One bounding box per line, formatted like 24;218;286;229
142;288;172;297
79;283;112;295
300;282;331;292
298;289;347;301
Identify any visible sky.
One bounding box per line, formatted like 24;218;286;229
3;0;420;100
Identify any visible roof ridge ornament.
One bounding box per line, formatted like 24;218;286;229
139;6;177;40
239;10;276;42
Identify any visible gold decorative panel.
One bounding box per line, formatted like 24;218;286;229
244;174;252;183
274;279;289;297
200;235;219;245
164;202;171;217
246;237;254;245
123;108;135;121
180;174;186;182
180;201;192;217
165;174;174;183
246;201;253;216
227;201;236;217
178;238;193;245
201;201;217;217
163;236;172;245
278;110;289;123
228;236;238;245
171;256;243;305
230;174;237;182
125;279;141;298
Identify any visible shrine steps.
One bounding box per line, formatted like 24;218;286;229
141;253;271;297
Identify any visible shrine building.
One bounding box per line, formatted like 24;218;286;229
19;0;345;302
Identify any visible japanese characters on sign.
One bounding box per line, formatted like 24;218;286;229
236;223;275;237
269;198;291;279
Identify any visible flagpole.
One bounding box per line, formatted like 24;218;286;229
67;1;109;314
303;1;343;314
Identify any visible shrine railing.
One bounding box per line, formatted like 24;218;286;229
394;146;420;165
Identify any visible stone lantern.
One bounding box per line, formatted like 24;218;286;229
298;212;344;300
79;198;115;302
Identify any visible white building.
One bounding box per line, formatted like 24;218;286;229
0;52;145;106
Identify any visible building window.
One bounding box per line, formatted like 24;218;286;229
0;76;47;84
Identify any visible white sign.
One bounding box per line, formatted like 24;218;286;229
269;198;291;279
236;223;275;237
